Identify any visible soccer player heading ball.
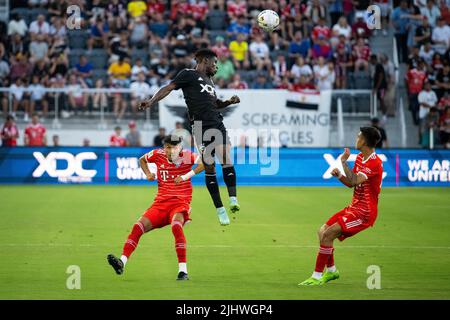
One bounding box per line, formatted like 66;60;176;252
108;135;204;280
299;127;383;286
137;49;241;226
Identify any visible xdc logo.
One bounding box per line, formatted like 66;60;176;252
200;83;216;96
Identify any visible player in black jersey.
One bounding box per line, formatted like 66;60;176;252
137;49;240;226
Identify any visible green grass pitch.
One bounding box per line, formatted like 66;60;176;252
0;185;449;300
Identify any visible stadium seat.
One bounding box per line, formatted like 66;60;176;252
352;70;372;89
88;50;109;69
92;69;108;82
68;30;89;49
205;10;227;30
131;48;149;65
10;8;29;23
68;50;84;67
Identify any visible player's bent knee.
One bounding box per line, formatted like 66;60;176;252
138;216;153;232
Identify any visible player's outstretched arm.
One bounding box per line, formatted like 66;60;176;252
216;95;240;109
139;155;155;181
137;82;177;111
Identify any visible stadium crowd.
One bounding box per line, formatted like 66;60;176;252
0;0;449;148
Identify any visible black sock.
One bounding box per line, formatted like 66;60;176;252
222;165;237;197
205;173;223;208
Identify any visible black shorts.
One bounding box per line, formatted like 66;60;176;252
191;121;230;164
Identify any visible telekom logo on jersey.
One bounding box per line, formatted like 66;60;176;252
32;152;97;178
322;153;388;179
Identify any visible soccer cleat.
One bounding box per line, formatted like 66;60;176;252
321;270;340;284
217;207;230;226
176;271;189;281
107;254;124;275
230;198;240;213
298;277;323;286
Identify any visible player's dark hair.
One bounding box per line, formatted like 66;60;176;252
163;135;183;146
195;49;217;62
360;127;381;148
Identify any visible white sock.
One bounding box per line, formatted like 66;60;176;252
120;255;128;266
179;262;187;274
230;196;237;202
312;271;322;279
327;265;336;272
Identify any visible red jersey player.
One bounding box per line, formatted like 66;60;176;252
110;126;127;147
300;127;383;286
107;135;204;280
24;113;47;146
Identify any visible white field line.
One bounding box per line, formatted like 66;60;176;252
3;243;450;250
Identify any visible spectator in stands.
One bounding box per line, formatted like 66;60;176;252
49;52;69;79
418;81;438;141
331;16;352;46
435;63;450;100
24;113;47;146
227;0;247;20
352;11;372;40
49;16;67;41
288;31;312;64
328;0;344;27
215;53;235;82
420;0;441;28
28;0;49;7
130;72;152;115
10;53;31;82
11;77;30;121
312;17;331;43
83;138;91;147
370;54;388;118
314;58;335;90
8;14;28;37
128;0;147;18
128;15;149;48
29;14;50;42
432;17;450;55
74;55;94;88
290;56;313;83
249;34;271;71
125;120;142;147
419;42;435;66
405;59;428;125
131;58;149;81
106;0;128;33
1;115;19;147
29;34;49;64
251;73;273;89
305;0;326;25
311;34;332;60
229;33;250;69
227;15;250;40
52;134;60;147
147;0;166;17
380;53;396;116
92;78;108;111
422;106;440;147
148;34;168;64
149;12;169;38
108;57;131;121
353;37;371;72
67;74;89;115
206;2;227;31
28;75;48;118
153;127;166;147
334;43;353;89
414;16;432;47
228;73;248;89
0;57;9;87
87;17;109;51
110;126;127;147
212;36;230;58
392;0;410;63
371;117;389;148
272;54;288;83
439;106;450;149
88;0;106;25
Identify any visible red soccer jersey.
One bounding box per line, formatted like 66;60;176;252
227;1;247;18
312;26;331;40
24;123;46;146
406;68;427;94
145;149;199;203
110;134;127;147
1;124;19;146
349;152;383;225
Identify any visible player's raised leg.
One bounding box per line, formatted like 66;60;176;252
171;213;189;280
107;216;152;275
217;143;240;213
299;223;342;286
204;163;230;226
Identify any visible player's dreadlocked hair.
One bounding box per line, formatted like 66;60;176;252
360;127;382;148
194;49;217;62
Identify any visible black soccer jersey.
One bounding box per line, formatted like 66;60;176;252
171;68;223;127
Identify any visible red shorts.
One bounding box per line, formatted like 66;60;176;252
326;207;374;241
143;199;192;229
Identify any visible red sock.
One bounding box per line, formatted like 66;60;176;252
122;222;145;258
327;248;335;268
171;220;186;263
315;245;333;273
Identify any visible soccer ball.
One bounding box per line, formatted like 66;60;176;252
257;10;280;32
